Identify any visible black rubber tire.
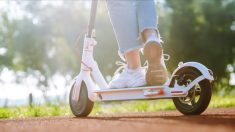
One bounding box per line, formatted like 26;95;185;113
69;81;94;117
171;67;212;115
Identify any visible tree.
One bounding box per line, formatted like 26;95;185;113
165;0;235;84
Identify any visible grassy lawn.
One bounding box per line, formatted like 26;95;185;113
92;95;235;114
0;95;234;119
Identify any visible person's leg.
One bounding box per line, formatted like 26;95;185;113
107;0;142;59
107;0;145;88
137;0;159;42
125;49;141;69
107;0;143;69
137;0;167;86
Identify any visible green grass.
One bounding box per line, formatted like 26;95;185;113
209;95;235;108
91;95;235;115
0;104;71;119
0;95;234;119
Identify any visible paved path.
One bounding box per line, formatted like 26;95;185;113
0;108;235;132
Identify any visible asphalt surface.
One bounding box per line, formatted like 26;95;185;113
0;108;234;132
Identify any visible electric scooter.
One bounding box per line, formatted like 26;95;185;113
69;0;214;117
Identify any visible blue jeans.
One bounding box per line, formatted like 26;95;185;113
107;0;158;54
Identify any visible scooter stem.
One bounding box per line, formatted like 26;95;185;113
87;0;98;38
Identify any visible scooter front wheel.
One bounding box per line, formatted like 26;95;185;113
171;67;212;115
69;81;94;117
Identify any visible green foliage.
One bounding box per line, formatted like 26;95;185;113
165;0;235;80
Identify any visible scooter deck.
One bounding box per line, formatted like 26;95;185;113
93;85;188;101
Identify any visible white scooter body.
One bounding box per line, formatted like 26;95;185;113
71;33;214;102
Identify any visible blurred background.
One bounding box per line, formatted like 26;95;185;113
0;0;234;117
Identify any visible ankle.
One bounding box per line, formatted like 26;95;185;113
127;65;141;70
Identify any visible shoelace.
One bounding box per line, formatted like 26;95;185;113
163;54;170;61
143;54;171;67
113;61;127;76
112;51;128;76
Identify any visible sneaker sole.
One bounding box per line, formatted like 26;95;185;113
144;42;167;86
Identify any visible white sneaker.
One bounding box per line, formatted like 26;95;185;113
108;67;146;89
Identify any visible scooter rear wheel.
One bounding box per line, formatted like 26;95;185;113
69;81;94;117
171;67;212;115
